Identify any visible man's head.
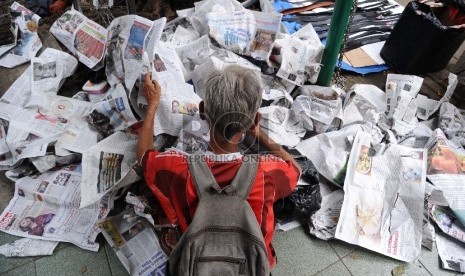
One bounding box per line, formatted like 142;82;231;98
200;66;262;141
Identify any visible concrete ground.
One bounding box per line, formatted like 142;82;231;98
0;224;462;276
1;0;465;275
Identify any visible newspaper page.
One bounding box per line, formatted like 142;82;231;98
10;2;41;23
426;129;465;226
190;0;243;36
0;3;42;68
89;84;138;137
10;95;94;139
173;114;210;153
385;74;423;119
175;35;212;80
293;85;343;133
31;152;81;173
415;73;458;120
261;75;294;108
431;205;465;243
160;16;197;43
207;10;281;61
439;102;465;147
0;102;22;121
273;24;324;85
0;165;112;251
171;25;200;47
143;17;167;66
50;10;86;54
295;123;383;186
2;48;76;110
0;238;58;257
342;84;387;127
384;74;424;136
176;7;195;18
2;125;50;165
125;192;155;226
309;189;344;240
106;15;154;90
153;75;201;136
153;41;185;82
335;131;427;262
258;106;306;148
98;210;168;276
31;49;78;95
4;163;38;181
263;73;295;95
80;132;139;208
397;123;433;149
436;233;465;273
50;10;107;69
55;121;99;154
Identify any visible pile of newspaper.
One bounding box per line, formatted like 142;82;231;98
0;0;464;274
0;0;325;275
298;73;465;273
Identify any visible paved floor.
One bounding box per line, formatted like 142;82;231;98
0;225;461;276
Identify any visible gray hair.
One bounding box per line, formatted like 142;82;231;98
204;65;262;140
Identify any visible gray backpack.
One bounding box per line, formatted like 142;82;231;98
168;154;271;276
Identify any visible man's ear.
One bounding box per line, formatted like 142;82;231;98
199;101;206;120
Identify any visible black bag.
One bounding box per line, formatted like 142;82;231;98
381;1;465;74
274;159;321;221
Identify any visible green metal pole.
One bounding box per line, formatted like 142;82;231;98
316;0;355;86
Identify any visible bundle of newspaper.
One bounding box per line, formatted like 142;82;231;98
291;71;465;272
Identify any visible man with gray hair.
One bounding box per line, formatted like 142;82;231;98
136;66;301;268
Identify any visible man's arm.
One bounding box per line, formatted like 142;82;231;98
136;73;161;163
248;122;302;175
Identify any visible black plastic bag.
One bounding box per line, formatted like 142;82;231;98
381;1;465;74
274;159;321;221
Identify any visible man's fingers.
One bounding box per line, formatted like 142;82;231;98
145;73;152;85
152;79;161;92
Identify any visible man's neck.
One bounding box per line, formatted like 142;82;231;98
208;131;240;154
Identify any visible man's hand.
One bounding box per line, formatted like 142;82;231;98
143;73;161;110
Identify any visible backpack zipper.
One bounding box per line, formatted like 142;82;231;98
196;256;246;274
187;225;268;259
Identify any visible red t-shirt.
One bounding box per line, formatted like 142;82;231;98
142;149;300;267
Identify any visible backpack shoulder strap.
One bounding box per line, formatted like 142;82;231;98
228;155;259;199
187;153;220;199
187;153;260;200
